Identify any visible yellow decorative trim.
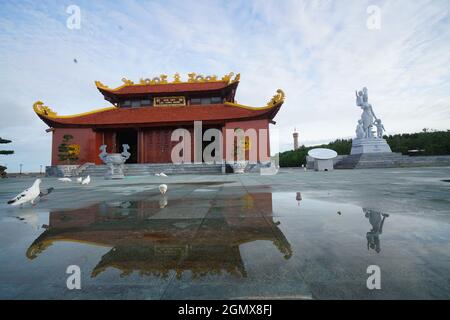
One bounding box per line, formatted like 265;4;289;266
121;78;134;85
139;74;168;85
224;89;285;110
267;89;285;108
95;72;240;92
33;101;58;117
33;101;116;119
94;81;109;90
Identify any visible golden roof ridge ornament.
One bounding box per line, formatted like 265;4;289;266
33;101;57;117
95;72;240;91
224;88;285;110
94;81;109;90
267;89;285;108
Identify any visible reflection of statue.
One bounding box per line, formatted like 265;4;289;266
99;144;131;179
374;119;386;138
364;208;389;253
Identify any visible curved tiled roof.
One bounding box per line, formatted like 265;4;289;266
98;81;237;95
35;102;283;128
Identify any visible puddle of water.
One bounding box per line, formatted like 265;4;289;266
0;190;449;299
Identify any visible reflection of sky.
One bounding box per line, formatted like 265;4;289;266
1;0;450;172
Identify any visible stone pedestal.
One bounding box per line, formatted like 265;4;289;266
99;144;131;180
351;138;392;155
314;159;334;171
104;156;126;180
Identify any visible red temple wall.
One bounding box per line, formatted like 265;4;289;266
51;120;271;165
51;128;100;165
223;119;271;163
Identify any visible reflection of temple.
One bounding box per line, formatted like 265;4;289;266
27;193;291;279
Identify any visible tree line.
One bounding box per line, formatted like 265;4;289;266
0;137;14;177
279;130;450;167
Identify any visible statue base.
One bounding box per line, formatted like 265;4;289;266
351;138;392;155
105;172;125;180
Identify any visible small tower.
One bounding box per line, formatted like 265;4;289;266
293;128;299;150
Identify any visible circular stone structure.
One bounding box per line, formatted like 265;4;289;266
308;148;338;160
308;148;337;171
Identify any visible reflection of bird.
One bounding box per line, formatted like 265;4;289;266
159;195;168;208
7;179;42;206
81;176;91;185
159;184;167;195
76;177;83;184
58;178;72;182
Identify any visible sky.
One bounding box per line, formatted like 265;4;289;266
0;0;449;172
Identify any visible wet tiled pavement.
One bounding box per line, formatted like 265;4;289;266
0;167;449;299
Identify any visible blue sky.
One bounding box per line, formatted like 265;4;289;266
0;0;449;172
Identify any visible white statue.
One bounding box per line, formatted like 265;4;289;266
355;119;365;139
356;87;378;138
351;87;393;154
374;119;386;138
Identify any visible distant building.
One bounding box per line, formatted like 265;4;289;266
293;128;299;150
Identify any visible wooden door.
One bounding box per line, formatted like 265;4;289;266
143;128;187;163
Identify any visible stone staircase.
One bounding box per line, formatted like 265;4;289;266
334;153;450;169
81;163;224;177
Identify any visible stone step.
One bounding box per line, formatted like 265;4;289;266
335;153;450;169
81;163;223;176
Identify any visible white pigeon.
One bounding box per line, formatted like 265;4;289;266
155;173;161;176
81;175;91;185
7;179;42;206
159;184;168;195
76;177;83;183
159;172;167;177
58;178;72;182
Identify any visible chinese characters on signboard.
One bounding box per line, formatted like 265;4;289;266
154;96;186;107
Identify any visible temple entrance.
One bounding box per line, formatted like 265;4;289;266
116;129;138;163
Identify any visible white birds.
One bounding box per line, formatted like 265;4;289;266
58;178;72;182
155;172;167;177
159;184;168;195
7;179;42;206
81;175;91;185
76;177;83;184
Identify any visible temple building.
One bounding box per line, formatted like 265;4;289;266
33;72;284;167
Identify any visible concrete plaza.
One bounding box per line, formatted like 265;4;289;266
0;167;449;299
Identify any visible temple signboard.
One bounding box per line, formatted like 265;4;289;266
154;96;186;107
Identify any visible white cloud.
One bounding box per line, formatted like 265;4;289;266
0;0;449;171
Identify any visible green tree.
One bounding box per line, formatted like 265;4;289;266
278;130;450;167
58;134;79;164
0;137;14;177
